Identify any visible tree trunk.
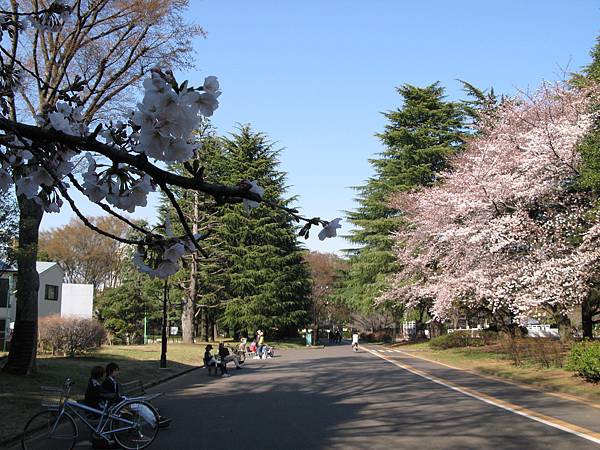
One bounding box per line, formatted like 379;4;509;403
181;192;198;344
581;290;600;339
3;196;44;375
199;306;208;342
557;316;572;342
181;259;196;344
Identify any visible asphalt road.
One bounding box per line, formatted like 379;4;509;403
9;344;599;450
147;344;600;450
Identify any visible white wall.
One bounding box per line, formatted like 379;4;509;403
38;264;63;318
61;283;94;318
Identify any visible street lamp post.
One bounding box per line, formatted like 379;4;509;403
160;278;168;369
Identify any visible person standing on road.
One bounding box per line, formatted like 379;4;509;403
257;330;265;358
351;331;359;352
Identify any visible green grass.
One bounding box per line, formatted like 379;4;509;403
0;343;202;443
396;342;600;403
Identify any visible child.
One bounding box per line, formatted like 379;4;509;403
84;365;117;411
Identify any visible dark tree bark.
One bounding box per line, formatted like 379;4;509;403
581;292;599;339
181;193;198;344
3;196;43;374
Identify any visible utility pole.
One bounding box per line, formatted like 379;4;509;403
160;279;169;368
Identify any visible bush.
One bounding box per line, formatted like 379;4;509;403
429;331;484;350
565;340;600;382
360;330;392;343
500;336;565;368
481;330;499;345
39;315;106;357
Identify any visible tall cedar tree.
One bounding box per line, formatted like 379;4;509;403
573;35;600;337
162;128;231;342
341;83;467;324
164;125;311;339
218;126;311;337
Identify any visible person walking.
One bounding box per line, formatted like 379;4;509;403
351;330;359;352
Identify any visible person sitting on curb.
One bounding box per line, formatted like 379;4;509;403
102;362;172;427
218;342;243;370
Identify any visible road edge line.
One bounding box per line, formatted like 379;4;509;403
388;347;600;409
365;347;600;446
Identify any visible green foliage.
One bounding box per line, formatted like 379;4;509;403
429;331;484;350
340;83;467;314
96;262;164;344
565;340;600;382
217;126;311;337
165;125;311;338
0;193;17;265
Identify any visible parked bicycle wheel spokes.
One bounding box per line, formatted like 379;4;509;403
111;401;160;450
21;410;77;450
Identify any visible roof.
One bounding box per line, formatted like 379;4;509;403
36;262;60;274
0;261;60;274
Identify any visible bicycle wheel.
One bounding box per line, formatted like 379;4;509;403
111;401;159;450
21;410;77;450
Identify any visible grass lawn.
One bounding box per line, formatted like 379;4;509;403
394;342;600;404
0;343;204;443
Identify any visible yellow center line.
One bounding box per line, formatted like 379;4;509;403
365;347;600;446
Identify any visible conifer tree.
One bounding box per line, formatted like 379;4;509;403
340;83;467;326
164;125;311;339
217;126;311;337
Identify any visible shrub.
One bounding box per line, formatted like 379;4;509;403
39;315;106;357
480;330;499;345
429;331;484;350
500;336;566;368
565;340;600;382
360;330;392;343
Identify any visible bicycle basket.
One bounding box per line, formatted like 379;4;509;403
40;386;66;410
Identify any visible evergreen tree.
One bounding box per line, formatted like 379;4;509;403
164;125;311;339
340;83;467;324
96;261;164;344
217;126;311;337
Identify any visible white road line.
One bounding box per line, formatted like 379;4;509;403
365;347;600;446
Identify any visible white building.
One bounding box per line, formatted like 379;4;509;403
0;262;94;349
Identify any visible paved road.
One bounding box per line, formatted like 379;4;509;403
148;344;600;450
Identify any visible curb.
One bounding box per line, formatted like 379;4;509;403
0;364;202;448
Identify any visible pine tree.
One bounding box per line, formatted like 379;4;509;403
217;126;311;337
164;125;311;339
340;83;467;325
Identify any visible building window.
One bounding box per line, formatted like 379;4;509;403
0;279;8;307
45;285;59;301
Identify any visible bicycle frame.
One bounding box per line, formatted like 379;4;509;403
56;396;146;440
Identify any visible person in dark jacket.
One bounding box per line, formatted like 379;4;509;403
84;365;118;411
101;362;124;401
102;361;171;428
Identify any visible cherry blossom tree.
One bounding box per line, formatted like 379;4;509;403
382;81;600;339
0;2;340;374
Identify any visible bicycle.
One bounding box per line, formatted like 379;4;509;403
21;378;160;450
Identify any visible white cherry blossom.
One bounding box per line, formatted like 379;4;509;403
318;218;342;241
242;180;265;211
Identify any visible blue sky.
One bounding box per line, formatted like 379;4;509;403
41;0;600;254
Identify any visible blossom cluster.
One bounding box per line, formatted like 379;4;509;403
381;82;600;324
0;4;342;279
